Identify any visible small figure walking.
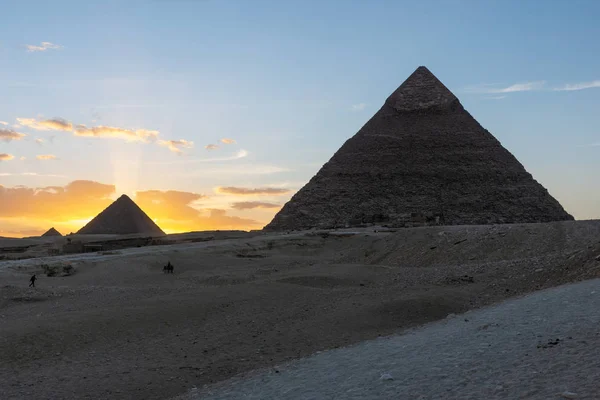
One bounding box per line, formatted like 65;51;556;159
29;274;37;288
163;261;174;274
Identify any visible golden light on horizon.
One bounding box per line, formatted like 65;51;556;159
0;179;287;238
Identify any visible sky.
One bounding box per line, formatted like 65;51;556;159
0;0;599;237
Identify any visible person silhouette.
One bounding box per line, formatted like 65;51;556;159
29;274;37;288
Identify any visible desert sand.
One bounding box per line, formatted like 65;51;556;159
1;220;600;399
178;277;600;400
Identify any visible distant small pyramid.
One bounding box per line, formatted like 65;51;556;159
41;227;62;237
77;194;165;235
265;66;573;230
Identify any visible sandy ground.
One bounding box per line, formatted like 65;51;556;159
1;221;600;399
177;277;600;400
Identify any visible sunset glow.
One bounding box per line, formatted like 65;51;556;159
0;180;290;237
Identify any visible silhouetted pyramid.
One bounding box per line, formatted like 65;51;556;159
265;66;573;230
77;195;165;235
41;227;62;237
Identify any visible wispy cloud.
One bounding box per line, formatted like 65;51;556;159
182;164;290;176
575;141;600;148
351;103;367;111
157;139;194;154
554;80;600;91
19;156;26;161
0;153;15;161
205;144;219;150
484;95;507;100
17;116;171;144
0;128;26;142
74;124;158;142
35;138;45;145
215;186;291;196
220;138;236;144
0;121;8;126
26;42;63;52
36;154;57;160
143;149;249;165
198;149;248;162
465;81;546;94
0;172;66;178
17;117;73;131
231;201;281;210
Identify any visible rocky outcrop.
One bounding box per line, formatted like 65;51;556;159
265;66;573;231
77;195;165;235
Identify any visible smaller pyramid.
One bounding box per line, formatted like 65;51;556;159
41;227;62;237
77;194;165;235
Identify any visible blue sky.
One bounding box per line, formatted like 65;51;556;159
0;0;599;235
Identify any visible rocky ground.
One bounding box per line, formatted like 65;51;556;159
1;220;599;399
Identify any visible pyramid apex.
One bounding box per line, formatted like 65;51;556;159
41;227;62;237
385;66;458;112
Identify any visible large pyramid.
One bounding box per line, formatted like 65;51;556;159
41;227;62;237
77;194;165;235
265;66;573;230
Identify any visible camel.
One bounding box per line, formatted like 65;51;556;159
163;261;174;274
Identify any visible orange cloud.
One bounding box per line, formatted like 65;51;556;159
17;117;73;131
0;180;116;237
199;209;260;230
0;153;15;161
136;190;206;221
0;128;26;142
135;190;261;232
157;139;194;154
0;220;49;238
220;138;236;144
0;180;115;220
205;144;219;150
215;186;291;196
231;201;281;210
36;154;58;160
74;124;159;142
